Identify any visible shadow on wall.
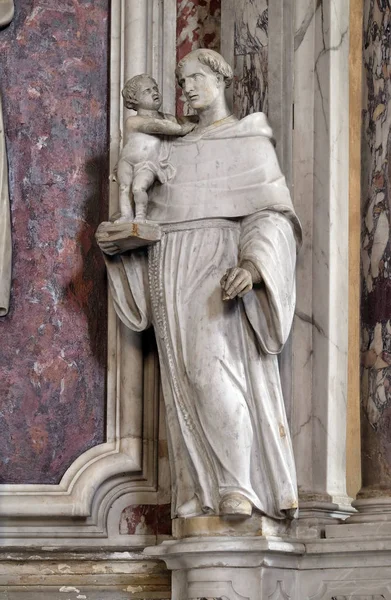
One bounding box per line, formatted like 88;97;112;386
64;154;108;372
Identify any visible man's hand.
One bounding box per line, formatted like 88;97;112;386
96;239;121;256
220;267;253;301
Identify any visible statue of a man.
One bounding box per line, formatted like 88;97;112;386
99;49;301;520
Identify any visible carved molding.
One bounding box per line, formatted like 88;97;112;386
0;0;176;546
332;597;386;600
189;582;249;600
269;581;291;600
310;581;391;600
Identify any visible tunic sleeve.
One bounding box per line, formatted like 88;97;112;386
104;249;152;332
239;210;300;354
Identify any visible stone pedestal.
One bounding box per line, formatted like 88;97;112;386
145;516;299;599
145;530;391;599
145;536;304;600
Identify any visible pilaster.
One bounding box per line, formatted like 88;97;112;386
291;0;354;529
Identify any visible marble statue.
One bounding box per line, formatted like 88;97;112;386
97;49;301;521
114;74;194;222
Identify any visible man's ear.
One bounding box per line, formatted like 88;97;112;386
216;74;225;88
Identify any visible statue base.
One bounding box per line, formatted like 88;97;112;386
172;514;290;539
144;534;305;600
95;220;162;255
144;515;299;599
145;520;391;599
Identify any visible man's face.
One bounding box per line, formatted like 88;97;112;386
136;78;162;110
178;58;223;111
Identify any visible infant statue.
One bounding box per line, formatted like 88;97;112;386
114;74;194;222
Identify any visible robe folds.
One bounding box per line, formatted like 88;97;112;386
104;113;302;519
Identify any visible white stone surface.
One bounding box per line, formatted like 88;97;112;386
145;534;391;599
291;0;353;521
114;75;193;222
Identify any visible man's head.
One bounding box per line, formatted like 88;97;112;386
176;49;233;111
122;74;162;111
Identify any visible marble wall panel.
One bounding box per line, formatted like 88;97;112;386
233;0;268;118
176;0;221;115
361;0;391;492
0;1;109;484
120;503;171;536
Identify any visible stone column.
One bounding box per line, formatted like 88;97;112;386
222;0;353;531
290;0;354;530
348;0;391;525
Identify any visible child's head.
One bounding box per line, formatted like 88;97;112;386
122;74;162;111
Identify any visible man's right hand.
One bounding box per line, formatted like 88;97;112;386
96;239;121;256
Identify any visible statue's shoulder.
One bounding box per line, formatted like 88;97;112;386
237;112;273;139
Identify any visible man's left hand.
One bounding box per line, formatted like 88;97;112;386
220;267;253;301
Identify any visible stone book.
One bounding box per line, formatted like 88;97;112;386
95;220;162;255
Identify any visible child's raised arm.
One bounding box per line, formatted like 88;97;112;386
137;118;195;136
125;115;194;137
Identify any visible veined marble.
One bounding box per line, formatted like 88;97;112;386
176;0;221;115
360;0;391;499
233;0;268;118
291;0;352;521
0;0;108;485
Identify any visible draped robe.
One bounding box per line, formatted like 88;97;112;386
104;113;301;519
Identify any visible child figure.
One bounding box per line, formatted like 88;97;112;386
114;74;194;222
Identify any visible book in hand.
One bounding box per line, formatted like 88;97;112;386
96;220;162;255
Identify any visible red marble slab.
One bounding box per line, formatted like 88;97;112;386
0;0;109;484
120;504;172;536
176;0;221;115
